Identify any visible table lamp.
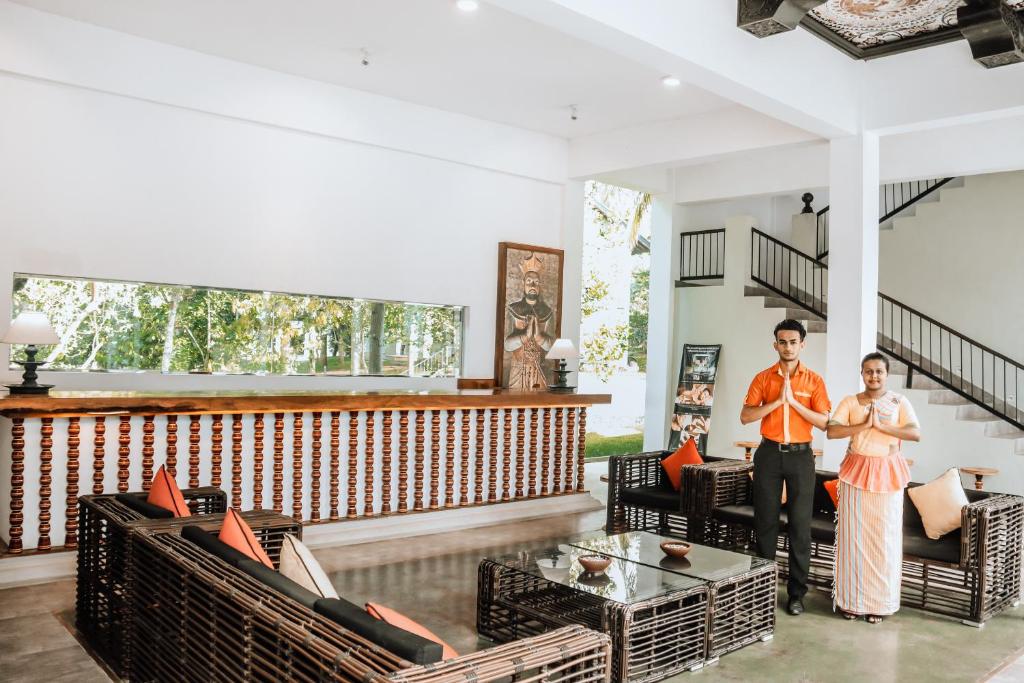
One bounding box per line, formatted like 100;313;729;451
2;311;60;395
546;338;578;393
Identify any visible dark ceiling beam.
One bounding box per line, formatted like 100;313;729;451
737;1;826;38
958;0;1024;68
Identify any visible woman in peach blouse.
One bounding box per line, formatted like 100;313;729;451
826;353;921;623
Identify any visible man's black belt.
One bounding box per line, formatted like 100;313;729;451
760;438;812;453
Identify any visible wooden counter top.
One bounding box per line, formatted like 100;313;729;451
0;389;612;418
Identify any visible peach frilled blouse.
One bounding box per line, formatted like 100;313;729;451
830;391;919;493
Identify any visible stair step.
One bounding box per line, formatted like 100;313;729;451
984;421;1024;439
956;404;1002;422
1016;439;1024;456
929;389;971;406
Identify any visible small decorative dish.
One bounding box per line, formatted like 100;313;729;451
660;540;692;559
577;554;612;574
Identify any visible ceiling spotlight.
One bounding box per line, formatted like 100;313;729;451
569;105;578;121
456;0;479;11
360;48;370;67
662;75;681;87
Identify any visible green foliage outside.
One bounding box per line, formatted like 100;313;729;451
585;431;644;458
627;267;649;371
11;275;463;376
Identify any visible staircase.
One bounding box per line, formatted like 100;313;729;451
748;228;1024;457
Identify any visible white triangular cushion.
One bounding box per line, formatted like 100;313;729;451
278;534;338;599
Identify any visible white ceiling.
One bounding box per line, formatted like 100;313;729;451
12;0;736;139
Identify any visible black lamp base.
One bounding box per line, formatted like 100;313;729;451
548;361;576;393
5;383;54;395
547;383;577;394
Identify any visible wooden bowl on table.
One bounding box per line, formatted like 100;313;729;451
577;554;612;574
660;540;692;559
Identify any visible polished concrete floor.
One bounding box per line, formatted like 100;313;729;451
1;462;1022;682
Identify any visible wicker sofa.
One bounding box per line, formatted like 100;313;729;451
607;451;1024;626
129;523;612;682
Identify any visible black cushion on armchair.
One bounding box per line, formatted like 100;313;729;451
314;597;443;665
115;492;175;519
181;525;254;568
620;477;681;510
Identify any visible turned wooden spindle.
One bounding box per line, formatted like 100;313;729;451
565;408;576;494
364;411;376;517
65;417;80;550
576;407;587;492
398;411;410;513
381;411;393;515
329;412;340;520
273;413;284;513
165;415;178;479
210;414;223;488
430;411;441;510
310;412;322;523
116;416;131;493
414;411;425;511
8;418;25;553
472;409;483;505
540;408;552;496
528;409;539;498
188;415;201;489
231;414;243;509
445;410;456;508
93;416;106;495
347;412;359;519
38;417;53;552
502;409;512;501
292;412;303;522
553;408;564;495
253;414;264;509
141;416;155;491
487;409;498;503
515;409;526;498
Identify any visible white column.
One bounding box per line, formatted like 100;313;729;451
560;180;585;362
643;194;678;451
824;134;880;469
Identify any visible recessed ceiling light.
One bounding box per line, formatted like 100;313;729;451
456;0;479;11
662;76;681;88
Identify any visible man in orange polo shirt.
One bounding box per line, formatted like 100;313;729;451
740;319;831;616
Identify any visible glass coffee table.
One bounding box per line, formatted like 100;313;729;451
477;533;775;682
569;531;776;663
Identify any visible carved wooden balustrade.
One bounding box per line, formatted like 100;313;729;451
0;390;610;554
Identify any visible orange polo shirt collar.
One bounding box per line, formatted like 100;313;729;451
744;361;831;444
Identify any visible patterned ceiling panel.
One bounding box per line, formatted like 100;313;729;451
809;1;962;48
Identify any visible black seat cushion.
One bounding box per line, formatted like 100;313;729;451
810;512;836;544
314;598;443;665
713;504;756;526
116;493;174;519
238;559;319;609
621;484;681;511
181;525;254;568
902;526;962;564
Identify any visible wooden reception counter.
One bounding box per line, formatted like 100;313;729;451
0;389;611;554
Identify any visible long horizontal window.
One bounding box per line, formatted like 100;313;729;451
11;274;464;377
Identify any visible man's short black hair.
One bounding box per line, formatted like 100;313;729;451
861;352;890;371
774;319;806;341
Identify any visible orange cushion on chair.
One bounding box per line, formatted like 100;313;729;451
824;479;840;509
146;465;191;517
366;602;459;660
661;438;703;491
218;508;273;568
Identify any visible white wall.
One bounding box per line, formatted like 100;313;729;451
880;171;1024;360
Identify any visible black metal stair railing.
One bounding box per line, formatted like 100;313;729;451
815;177;956;260
677;228;726;284
750;228;1022;430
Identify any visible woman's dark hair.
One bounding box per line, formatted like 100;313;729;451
773;319;806;341
861;352;889;371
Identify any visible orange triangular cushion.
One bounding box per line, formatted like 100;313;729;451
661;438;703;491
366;602;459;660
146;465;191;517
218;508;273;568
824;479;840;509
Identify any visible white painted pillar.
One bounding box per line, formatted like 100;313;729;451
643;194;678;451
824;134;880;469
560;180;585;368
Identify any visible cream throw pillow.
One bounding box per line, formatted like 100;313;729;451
907;468;970;540
278;534;338;599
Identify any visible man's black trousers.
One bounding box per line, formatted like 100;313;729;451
752;441;817;600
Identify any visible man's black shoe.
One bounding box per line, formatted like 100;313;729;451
787;598;805;616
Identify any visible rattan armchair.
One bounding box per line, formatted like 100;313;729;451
130;528;612;683
75;489;300;676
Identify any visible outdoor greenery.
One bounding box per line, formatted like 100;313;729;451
11;275;463;377
584;431;644;458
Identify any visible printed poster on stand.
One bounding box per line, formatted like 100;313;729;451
668;344;722;454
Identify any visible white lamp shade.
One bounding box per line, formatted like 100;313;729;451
546;338;578;361
2;311;60;345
